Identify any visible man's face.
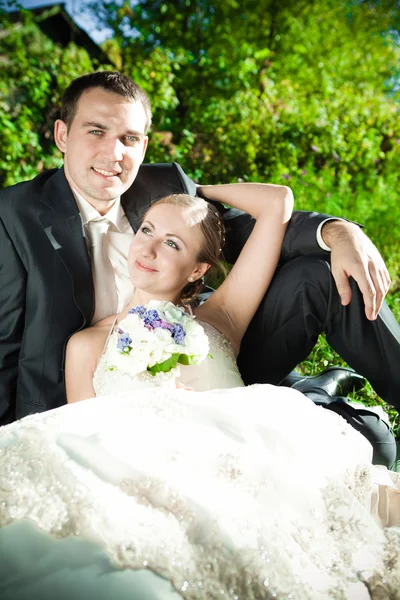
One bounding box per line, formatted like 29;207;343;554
54;87;148;211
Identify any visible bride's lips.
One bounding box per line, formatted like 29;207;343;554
135;260;158;273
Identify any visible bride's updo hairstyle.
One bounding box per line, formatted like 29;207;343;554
149;194;227;304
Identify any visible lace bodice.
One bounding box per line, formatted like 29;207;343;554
93;318;244;396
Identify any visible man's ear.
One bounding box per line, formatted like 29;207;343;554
54;119;68;154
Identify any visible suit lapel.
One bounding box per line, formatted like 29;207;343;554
39;169;94;324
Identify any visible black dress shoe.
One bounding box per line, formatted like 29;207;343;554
280;366;366;397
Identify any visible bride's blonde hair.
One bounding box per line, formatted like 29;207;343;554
147;194;227;304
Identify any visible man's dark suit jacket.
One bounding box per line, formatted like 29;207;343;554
0;162;333;424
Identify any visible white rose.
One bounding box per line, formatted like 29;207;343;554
130;325;153;344
121;312;143;330
126;346;150;374
183;321;209;358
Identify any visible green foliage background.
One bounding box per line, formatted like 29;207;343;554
1;0;399;426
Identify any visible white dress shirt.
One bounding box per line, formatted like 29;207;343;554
72;190;135;323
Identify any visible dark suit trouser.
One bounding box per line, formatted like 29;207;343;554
238;257;400;468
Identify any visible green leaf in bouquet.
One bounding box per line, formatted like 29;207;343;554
177;353;191;366
147;353;180;375
178;353;213;366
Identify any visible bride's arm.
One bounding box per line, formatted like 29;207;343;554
65;329;105;403
195;183;293;352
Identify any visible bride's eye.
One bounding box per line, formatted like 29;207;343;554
140;226;152;235
165;239;180;250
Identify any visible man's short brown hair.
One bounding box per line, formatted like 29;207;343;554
60;71;152;131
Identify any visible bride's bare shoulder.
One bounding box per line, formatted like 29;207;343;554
67;315;116;356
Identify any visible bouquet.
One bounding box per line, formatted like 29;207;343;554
105;300;210;385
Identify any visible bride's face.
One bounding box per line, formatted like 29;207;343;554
128;203;209;302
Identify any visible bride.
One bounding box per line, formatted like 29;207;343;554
0;183;399;600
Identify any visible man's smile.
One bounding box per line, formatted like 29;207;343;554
92;167;122;179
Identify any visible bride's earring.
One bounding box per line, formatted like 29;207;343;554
188;276;195;282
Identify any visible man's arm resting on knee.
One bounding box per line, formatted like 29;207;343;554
0;218;26;425
218;205;390;320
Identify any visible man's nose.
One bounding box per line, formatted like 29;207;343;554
103;138;124;161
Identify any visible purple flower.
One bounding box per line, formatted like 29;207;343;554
129;305;146;316
160;319;174;333
173;323;186;345
144;309;160;327
311;144;320;152
281;174;291;180
117;332;132;351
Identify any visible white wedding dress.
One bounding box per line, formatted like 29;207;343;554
0;319;399;600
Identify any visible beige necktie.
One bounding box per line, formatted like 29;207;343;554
88;218;118;323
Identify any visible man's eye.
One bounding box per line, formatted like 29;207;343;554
165;239;179;250
125;135;141;145
89;130;103;136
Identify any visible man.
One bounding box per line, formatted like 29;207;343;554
0;71;399;465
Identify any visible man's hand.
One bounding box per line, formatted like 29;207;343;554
322;220;391;320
